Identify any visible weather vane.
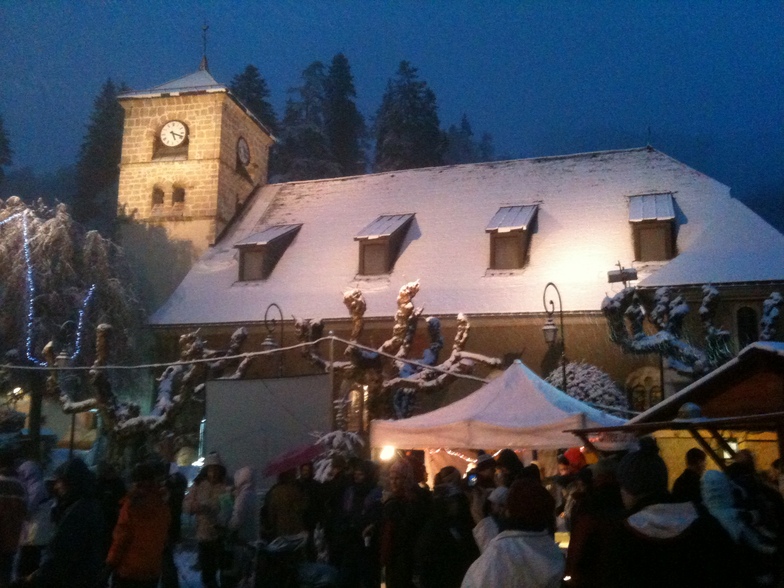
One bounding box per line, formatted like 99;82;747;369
200;20;209;71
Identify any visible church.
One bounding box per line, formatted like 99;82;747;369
115;64;784;427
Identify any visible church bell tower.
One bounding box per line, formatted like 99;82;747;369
116;62;275;310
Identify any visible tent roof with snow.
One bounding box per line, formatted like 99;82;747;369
369;360;626;450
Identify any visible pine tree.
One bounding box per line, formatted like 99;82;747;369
324;53;366;176
0;113;13;185
274;61;341;181
374;61;444;172
444;115;496;165
229;64;279;135
73;79;127;232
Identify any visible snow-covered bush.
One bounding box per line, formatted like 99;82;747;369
545;361;629;415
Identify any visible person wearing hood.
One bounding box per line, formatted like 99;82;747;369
221;467;258;588
461;478;562;588
16;459;55;579
611;438;736;588
23;457;104;588
105;462;171;588
184;452;232;588
472;486;508;553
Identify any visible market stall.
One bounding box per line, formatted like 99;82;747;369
370;359;626;452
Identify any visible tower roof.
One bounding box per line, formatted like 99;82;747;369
119;69;226;99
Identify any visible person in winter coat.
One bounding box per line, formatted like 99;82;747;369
461;478;562;588
222;467;259;588
610;438;737;588
380;459;431;588
333;460;383;588
16;460;54;579
261;468;309;540
563;458;625;588
671;448;706;504
105;462;171;588
183;452;232;588
415;466;479;588
0;451;26;586
472;486;508;553
160;462;187;588
467;452;496;525
23;458;104;588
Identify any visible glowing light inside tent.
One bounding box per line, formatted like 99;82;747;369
380;446;396;461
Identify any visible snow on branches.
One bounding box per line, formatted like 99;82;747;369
602;285;734;376
294;281;501;423
760;292;782;342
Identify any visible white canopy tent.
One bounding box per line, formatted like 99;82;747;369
370;360;626;450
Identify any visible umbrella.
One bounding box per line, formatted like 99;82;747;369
263;442;324;478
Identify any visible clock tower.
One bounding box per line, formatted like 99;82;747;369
116;64;275;310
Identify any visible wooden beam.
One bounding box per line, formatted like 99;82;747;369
707;428;736;460
688;427;726;471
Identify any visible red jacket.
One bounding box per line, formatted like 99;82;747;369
106;483;171;581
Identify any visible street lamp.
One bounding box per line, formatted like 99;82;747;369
262;303;284;377
542;282;568;392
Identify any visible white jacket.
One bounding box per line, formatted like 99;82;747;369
229;467;259;544
461;529;564;588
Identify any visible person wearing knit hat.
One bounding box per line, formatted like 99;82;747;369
183;452;231;588
607;439;738;588
462;479;563;588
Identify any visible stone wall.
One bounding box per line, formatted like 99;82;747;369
116;90;273;310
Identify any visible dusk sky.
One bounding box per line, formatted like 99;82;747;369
1;1;782;209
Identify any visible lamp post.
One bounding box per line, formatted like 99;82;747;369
261;303;284;377
542;282;568;392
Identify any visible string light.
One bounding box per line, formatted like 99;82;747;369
70;284;96;361
0;212;23;228
21;212;46;366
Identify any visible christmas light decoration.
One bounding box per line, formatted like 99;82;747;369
21;212;46;366
70;284;96;361
0;212;23;228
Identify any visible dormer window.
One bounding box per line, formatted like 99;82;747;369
234;224;302;281
629;193;675;261
354;214;414;275
485;205;538;269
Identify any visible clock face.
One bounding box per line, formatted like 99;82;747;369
160;120;188;147
237;137;250;166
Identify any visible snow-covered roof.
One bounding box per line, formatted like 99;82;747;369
638;198;784;287
119;69;226;99
150;147;784;327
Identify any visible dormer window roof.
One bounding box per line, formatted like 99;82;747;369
485;205;538;270
628;193;675;222
235;224;301;281
485;205;538;233
354;214;414;275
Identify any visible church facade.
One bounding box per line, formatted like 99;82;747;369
115;67;784;417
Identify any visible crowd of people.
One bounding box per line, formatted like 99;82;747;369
0;440;781;588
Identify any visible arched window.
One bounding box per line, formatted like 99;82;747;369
172;186;185;205
152;187;164;206
737;306;758;349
